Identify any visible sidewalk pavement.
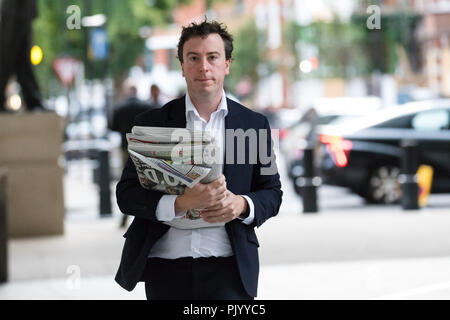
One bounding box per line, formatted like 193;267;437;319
2;253;450;300
2;208;450;300
1;160;450;300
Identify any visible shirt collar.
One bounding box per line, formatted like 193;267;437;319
185;90;229;121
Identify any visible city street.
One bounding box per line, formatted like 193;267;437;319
1;0;449;302
0;153;449;300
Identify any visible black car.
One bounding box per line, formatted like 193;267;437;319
284;111;364;197
317;100;450;204
283;111;358;178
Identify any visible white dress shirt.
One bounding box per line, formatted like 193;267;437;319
148;91;255;259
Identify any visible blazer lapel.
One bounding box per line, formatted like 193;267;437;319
223;98;242;190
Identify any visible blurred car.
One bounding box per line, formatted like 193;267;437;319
282;98;382;185
287;112;363;196
282;106;372;196
272;108;304;133
317;99;450;204
285;112;349;177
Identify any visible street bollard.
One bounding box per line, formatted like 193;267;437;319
296;146;320;213
99;149;112;216
399;140;419;210
0;169;8;283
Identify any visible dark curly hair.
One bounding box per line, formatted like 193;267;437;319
177;19;233;63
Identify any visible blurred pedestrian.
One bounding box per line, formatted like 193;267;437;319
149;84;163;108
0;0;45;112
109;80;155;227
114;20;282;300
110;80;150;163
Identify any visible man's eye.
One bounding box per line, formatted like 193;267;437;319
209;56;218;61
190;56;198;61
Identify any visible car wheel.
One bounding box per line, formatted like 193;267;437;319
366;165;402;204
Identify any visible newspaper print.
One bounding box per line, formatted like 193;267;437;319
127;136;212;166
131;126;213;143
127;126;225;229
129;149;216;224
128;149;209;188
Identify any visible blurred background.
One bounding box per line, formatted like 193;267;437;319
0;0;450;300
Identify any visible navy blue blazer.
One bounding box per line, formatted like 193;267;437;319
114;96;283;297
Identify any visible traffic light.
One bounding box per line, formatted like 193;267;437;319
30;45;43;65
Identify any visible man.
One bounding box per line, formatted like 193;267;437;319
149;84;163;108
0;0;44;112
110;80;156;228
115;20;282;300
110;80;154;166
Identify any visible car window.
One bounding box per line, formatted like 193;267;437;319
317;115;340;125
412;109;449;131
374;115;413;129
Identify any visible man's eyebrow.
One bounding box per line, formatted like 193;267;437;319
186;51;221;56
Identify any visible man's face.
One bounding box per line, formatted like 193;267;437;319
180;33;231;97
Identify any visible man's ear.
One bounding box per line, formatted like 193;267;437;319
181;62;185;77
225;59;231;75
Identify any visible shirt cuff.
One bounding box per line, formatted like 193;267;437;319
238;195;255;225
155;195;185;221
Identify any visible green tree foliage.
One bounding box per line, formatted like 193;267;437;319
351;12;422;74
33;1;74;97
286;12;421;80
286;18;368;80
32;0;190;98
227;19;262;96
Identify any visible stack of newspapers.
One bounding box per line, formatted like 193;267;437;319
127;126;224;229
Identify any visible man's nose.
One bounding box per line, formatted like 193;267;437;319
199;57;209;72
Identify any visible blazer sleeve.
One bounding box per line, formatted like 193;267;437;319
244;118;283;228
115;115;165;222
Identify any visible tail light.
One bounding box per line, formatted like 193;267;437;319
319;134;353;167
279;128;289;140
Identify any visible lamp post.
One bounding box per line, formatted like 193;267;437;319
82;8;112;217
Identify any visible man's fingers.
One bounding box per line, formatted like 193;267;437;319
202;195;231;216
212;175;226;187
214;191;229;204
185;175;228;210
205;185;226;198
203;197;227;211
201;208;224;217
209;189;232;207
202;209;230;222
216;186;227;196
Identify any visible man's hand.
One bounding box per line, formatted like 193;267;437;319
199;190;248;223
174;175;227;213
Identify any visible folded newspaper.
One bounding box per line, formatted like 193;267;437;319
127;126;224;229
